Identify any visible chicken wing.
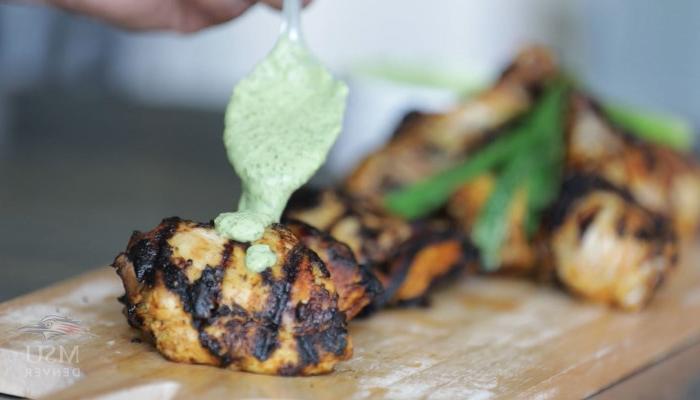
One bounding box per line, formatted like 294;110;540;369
285;188;471;306
344;46;558;202
541;175;678;310
113;217;351;375
566;94;700;239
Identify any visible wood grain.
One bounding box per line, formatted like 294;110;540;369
1;245;699;400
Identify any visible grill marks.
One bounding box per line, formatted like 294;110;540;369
292;292;349;374
199;244;305;367
200;243;295;364
116;218;180;328
128;239;158;283
544;174;676;246
543;174;635;231
288;246;350;372
376;225;470;306
296;312;348;366
190;242;231;362
287;189;377;263
113;218;352;375
190;267;225;320
161;263;192;311
285;219;383;319
261;244;302;325
127;217;178;285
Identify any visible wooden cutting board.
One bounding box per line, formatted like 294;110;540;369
2;246;700;400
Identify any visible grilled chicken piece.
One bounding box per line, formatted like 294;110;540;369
541;175;678;310
384;219;472;305
112;217;351;376
286;189;411;267
285;219;383;319
567;94;700;239
344;46;558;202
447;174;536;274
286;188;470;306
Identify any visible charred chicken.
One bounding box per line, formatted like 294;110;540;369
113;217;355;375
285;188;470;306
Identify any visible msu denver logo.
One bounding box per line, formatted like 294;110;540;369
17;315;95;341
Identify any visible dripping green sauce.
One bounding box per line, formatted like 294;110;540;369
215;37;348;272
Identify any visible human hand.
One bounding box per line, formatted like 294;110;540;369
48;0;312;32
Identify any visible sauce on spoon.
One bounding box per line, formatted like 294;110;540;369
215;2;348;272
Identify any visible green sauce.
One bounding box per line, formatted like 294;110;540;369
245;244;278;273
215;36;348;272
214;211;269;243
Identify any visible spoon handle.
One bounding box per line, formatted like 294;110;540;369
282;0;303;42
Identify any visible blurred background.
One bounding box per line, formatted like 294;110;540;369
1;0;700;301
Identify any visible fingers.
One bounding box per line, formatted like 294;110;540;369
182;0;312;32
51;0;312;32
52;0;255;32
178;0;255;32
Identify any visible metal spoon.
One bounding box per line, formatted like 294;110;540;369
281;0;303;43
